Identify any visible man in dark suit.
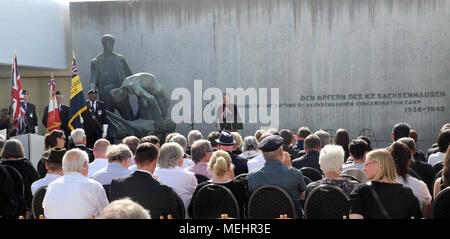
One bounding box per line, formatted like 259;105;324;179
22;90;38;134
43;91;70;137
216;130;248;176
110;143;184;219
292;134;322;173
82;89;106;148
217;94;243;132
70;128;95;163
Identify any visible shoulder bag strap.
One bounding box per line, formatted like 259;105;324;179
366;181;391;219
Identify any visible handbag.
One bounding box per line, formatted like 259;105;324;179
366;181;391;219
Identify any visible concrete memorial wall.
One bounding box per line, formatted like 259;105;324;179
70;0;449;150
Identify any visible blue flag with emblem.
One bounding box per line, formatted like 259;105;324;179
68;52;87;131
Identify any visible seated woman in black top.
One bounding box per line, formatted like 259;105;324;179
349;149;422;219
188;150;248;218
0;139;40;212
37;130;66;178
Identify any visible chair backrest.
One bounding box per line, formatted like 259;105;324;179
2;165;25;197
340;174;360;183
235;173;248;181
192;184;239;219
194;174;209;184
248;185;296;219
342;168;366;183
432;161;444;177
303;176;312;185
434;169;443;187
172;190;186;219
32;186;47;219
300;167;323;181
103;184;111;202
304;184;350;219
432;187;450;219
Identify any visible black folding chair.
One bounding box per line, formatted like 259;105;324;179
235;173;248;181
434;169;443;187
248;185;296;219
174;190;185;219
432;187;450;219
432;161;444;178
194;174;209;184
192;184;239;219
340;174;360;183
300;167;323;181
2;165;25;197
32;186;47;219
304;184;350;219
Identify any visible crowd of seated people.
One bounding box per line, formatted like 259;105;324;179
0;122;449;219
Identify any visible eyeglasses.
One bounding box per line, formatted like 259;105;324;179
363;161;377;167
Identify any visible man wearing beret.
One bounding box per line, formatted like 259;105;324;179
216;130;248;176
82;89;106;148
31;148;66;195
248;135;307;218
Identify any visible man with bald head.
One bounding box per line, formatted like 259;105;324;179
43;148;109;219
90;34;134;120
88;139;111;178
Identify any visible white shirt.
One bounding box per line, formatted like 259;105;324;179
92;162;132;185
128;164;138;172
88;158;108;178
428;152;445;166
342;162;365;172
31;173;61;196
247;154;265;173
182;158;194;169
43;172;109;219
154;167;197;218
398;175;432;209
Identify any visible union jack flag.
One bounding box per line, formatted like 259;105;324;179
11;52;27;135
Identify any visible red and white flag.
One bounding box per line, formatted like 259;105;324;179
11;52;27;134
46;73;61;132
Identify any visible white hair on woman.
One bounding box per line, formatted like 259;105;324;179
62;148;89;173
71;128;86;144
157;142;184;169
319;144;345;174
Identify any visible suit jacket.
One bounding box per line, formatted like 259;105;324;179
73;145;95;163
82;100;106;148
227;151;249;176
24;103;37;133
292;150;322;173
110;171;184;219
42;105;70;136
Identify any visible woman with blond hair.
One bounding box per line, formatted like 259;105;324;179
188;150;248;218
349;149;421;219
